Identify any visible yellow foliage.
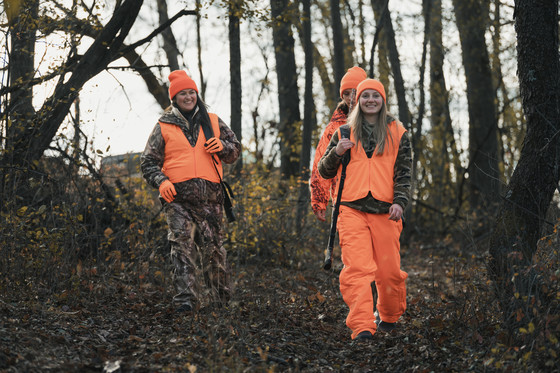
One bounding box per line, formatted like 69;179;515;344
224;166;327;262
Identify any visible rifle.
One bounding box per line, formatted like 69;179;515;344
323;147;350;270
323;88;356;270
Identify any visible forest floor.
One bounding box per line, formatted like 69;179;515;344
0;240;555;372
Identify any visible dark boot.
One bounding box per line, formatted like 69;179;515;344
377;321;396;332
355;330;374;340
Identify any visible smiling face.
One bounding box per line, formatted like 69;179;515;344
174;89;197;112
359;89;384;121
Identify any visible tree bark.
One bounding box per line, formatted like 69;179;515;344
156;0;180;71
5;0;39;158
270;0;301;178
357;0;366;67
488;0;560;328
1;0;144;172
196;0;206;98
429;0;455;225
330;0;345;98
229;0;243;173
293;16;335;112
297;0;316;228
1;1;195;172
490;0;523;182
370;0;411;128
3;0;144;171
452;0;500;210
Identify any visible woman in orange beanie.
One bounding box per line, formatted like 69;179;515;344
309;66;367;221
318;78;412;341
141;70;241;312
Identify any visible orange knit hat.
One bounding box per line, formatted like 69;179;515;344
356;78;386;103
339;66;367;99
168;70;198;99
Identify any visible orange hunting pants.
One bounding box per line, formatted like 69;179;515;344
337;205;408;339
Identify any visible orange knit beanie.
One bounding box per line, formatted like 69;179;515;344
168;70;198;100
356;78;386;103
339;66;367;99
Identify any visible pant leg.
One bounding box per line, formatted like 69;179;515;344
192;202;231;304
164;201;200;307
337;206;377;339
369;213;407;323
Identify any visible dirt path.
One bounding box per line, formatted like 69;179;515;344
0;247;508;372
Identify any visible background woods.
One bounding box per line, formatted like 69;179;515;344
1;0;559;371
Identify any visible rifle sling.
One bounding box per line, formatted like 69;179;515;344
201;115;236;222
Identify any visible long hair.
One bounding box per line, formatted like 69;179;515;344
193;93;211;130
346;98;393;155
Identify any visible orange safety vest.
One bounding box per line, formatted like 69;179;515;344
335;121;406;204
160;113;223;183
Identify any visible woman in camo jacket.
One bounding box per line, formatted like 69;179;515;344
141;70;241;312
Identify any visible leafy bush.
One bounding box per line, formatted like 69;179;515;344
224;165;329;267
0;156;170;303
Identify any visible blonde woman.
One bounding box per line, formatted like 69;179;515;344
318;79;412;341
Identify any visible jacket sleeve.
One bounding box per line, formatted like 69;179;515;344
310;123;339;211
216;117;241;164
392;130;412;209
140;123;168;189
318;129;343;180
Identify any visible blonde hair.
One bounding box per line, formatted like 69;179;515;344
346;99;393;155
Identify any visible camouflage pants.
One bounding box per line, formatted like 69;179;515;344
163;199;231;308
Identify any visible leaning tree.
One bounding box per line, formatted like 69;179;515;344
0;1;194;190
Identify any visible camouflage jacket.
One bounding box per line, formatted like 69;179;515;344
141;106;241;204
318;120;412;214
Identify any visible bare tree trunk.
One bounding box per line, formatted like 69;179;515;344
358;0;366;67
413;0;430;177
490;0;523;182
340;0;357;68
270;0;301;178
408;0;430;234
452;0;500;211
196;0;206;98
331;0;345;99
297;0;316;229
488;0;560;331
370;0;411;128
293;15;335;111
0;0;144;171
313;45;336;112
229;0;243;173
5;0;38;162
156;0;180;71
429;0;454;226
368;0;387;77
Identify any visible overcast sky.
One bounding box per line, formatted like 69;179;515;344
12;0;517;164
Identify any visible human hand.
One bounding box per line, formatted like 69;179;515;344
159;180;177;203
204;137;224;154
312;207;326;222
388;204;403;221
336;137;354;156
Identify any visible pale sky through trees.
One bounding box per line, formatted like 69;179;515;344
8;0;516;164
